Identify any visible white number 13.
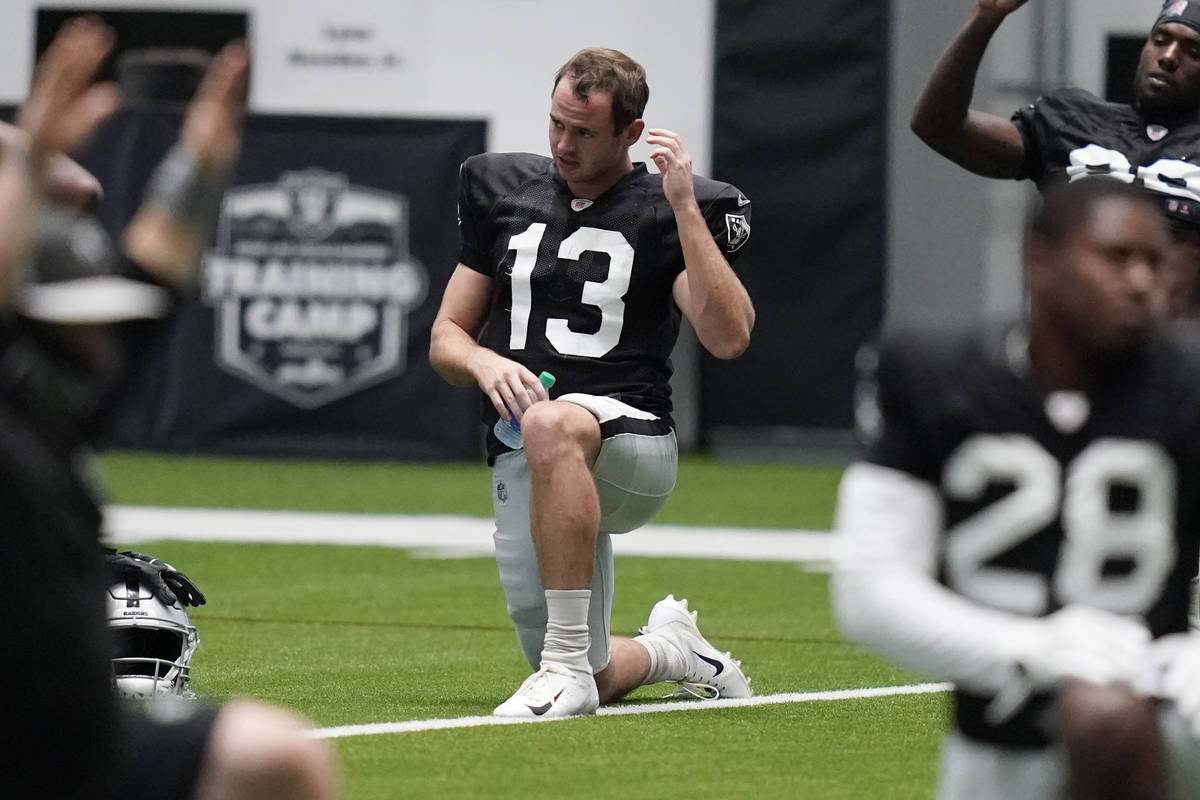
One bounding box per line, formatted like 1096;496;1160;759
506;223;634;357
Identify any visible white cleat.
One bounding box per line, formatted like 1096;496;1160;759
639;594;753;699
493;662;599;719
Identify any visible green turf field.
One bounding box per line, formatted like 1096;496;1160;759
96;452;947;799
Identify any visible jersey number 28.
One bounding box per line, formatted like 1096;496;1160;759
943;435;1176;617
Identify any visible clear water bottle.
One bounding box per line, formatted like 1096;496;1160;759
494;371;556;449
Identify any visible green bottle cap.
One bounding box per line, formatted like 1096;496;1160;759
538;371;556;389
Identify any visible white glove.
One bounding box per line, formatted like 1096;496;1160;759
986;605;1151;725
1146;633;1200;738
1022;604;1152;689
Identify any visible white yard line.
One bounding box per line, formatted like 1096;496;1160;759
102;505;833;563
308;682;952;739
105;504;863;740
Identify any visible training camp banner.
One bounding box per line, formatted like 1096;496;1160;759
82;110;487;460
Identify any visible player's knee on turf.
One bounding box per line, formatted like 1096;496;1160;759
194;700;338;800
495;536;548;668
507;592;548;668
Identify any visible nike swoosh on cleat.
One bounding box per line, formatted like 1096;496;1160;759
693;651;725;676
527;689;565;716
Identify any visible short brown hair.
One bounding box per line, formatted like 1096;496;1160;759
553;48;649;133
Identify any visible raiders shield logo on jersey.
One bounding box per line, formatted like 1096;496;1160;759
725;213;750;253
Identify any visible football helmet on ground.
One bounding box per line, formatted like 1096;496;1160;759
104;553;202;700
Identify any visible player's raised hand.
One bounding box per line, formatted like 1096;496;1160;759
647;128;697;212
123;41;248;286
179;41;250;171
0;17;116;308
18;15;119;163
976;0;1031;20
468;349;548;423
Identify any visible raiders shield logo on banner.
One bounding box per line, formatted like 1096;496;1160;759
202;168;428;409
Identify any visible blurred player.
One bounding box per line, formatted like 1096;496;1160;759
430;47;755;717
911;0;1200;317
0;17;338;799
832;179;1200;798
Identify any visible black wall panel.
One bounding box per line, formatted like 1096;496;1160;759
707;1;888;436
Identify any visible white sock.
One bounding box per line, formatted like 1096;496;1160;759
541;589;592;674
634;631;684;685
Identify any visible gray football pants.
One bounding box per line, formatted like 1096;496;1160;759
491;393;677;672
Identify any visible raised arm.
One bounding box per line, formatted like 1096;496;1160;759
123;42;249;288
910;0;1030;179
1;16;119;306
649;128;754;360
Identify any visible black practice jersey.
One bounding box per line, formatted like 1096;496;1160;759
0;347;118;796
457;153;751;455
861;321;1200;747
1013;87;1200;190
